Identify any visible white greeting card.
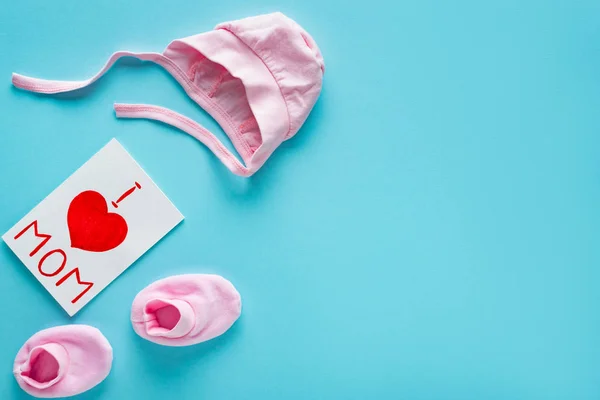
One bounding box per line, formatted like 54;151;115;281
3;139;184;316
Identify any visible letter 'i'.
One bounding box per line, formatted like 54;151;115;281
112;182;142;208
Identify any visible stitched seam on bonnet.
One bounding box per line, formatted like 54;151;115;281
217;27;292;139
157;53;253;159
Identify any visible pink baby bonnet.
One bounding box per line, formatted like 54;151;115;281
12;12;325;177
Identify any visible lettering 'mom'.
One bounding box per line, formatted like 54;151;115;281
14;220;94;304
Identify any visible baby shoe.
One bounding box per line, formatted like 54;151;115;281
13;325;113;398
131;274;241;346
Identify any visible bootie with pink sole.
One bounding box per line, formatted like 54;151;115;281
13;325;113;398
131;274;242;346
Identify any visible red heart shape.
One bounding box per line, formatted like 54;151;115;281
67;190;128;252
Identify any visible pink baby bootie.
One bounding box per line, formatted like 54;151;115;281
131;274;242;346
13;325;113;398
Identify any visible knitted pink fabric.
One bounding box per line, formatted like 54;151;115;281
131;274;242;346
12;12;324;177
13;325;113;398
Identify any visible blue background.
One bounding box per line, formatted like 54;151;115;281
1;0;600;399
